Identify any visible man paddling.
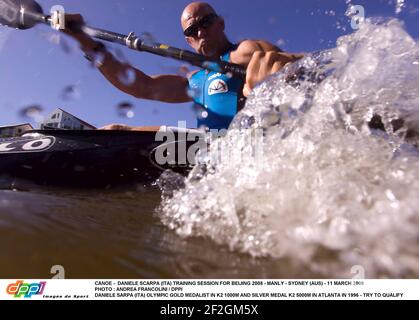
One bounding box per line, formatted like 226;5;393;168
64;2;301;130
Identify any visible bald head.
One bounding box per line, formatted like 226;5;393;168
181;2;217;30
180;2;229;57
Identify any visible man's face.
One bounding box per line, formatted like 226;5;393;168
182;8;224;57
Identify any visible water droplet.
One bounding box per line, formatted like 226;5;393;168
84;28;100;39
385;189;397;202
345;5;357;18
186;86;201;99
198;124;209;131
114;48;126;61
61;85;80;101
126;110;134;118
19;105;44;123
177;64;190;77
39;31;60;45
116;102;135;118
276;39;285;47
238;115;256;129
118;67;137;86
260;110;281;127
192;104;208;120
91;51;106;68
60;37;76;55
140;32;157;46
202;60;222;73
395;0;405;14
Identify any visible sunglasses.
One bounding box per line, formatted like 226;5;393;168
183;14;219;38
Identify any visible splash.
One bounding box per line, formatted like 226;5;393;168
158;19;419;278
395;0;406;14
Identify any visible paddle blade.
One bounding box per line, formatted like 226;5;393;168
0;0;43;29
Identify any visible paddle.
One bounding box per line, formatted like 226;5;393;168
0;0;246;79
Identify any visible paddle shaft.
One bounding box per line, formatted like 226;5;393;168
33;12;246;79
80;24;247;79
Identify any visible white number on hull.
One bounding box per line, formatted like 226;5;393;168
0;143;15;152
0;137;55;153
22;139;54;151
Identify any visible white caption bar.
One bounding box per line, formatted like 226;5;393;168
1;279;418;300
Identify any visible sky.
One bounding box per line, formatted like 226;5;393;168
0;0;418;128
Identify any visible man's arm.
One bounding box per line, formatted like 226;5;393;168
231;40;304;96
94;51;192;103
63;14;192;104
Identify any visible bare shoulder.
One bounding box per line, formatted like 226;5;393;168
231;40;305;67
240;39;281;52
230;40;281;65
187;70;200;78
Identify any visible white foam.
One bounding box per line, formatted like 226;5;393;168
158;19;419;278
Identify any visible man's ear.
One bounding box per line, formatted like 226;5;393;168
220;16;225;31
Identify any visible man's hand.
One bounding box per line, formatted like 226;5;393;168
243;51;303;97
61;14;96;52
61;14;84;37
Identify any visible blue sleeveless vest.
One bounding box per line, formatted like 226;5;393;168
188;45;244;130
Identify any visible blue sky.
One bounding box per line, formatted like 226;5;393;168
0;0;418;128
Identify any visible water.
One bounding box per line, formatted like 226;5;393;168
2;18;419;279
0;186;301;278
158;19;419;278
395;0;406;14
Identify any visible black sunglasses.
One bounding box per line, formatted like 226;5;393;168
183;14;219;37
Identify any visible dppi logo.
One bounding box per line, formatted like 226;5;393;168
6;280;46;298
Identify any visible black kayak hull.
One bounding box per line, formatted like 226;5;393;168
0;129;198;187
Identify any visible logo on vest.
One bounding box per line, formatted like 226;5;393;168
208;79;228;95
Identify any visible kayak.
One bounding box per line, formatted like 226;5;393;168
0;129;202;187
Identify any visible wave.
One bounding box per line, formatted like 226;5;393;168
157;19;419;278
